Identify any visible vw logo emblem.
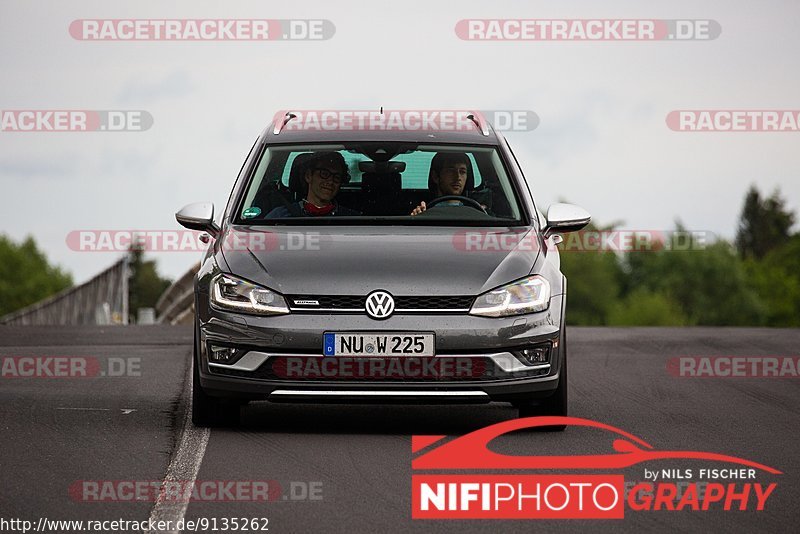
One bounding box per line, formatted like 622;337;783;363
365;290;395;320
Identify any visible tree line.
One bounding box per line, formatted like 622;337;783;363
0;185;796;325
0;240;170;321
560;186;798;326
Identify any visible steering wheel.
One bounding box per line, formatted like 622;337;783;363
426;195;487;213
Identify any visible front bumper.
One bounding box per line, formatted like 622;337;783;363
196;295;565;403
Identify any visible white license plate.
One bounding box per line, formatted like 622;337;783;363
324;333;435;357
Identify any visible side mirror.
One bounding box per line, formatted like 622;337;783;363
544;203;591;237
175;202;220;237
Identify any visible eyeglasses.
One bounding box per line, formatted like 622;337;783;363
313;167;345;184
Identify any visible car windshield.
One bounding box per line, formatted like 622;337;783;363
235;143;526;226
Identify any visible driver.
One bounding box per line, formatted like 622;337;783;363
266;152;359;218
410;152;471;216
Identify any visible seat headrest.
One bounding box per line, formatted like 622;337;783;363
288;152;316;197
362;172;401;191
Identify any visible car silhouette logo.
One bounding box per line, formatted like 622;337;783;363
412;416;782;473
365;290;395;319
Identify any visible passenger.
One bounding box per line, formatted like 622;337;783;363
266;152;359;218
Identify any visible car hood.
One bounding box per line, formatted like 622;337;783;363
220;225;540;296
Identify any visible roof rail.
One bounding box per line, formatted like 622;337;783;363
272;111;298;135
466;111;490;136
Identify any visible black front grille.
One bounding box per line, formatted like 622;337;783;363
290;296;364;309
395;296;473;309
287;295;474;311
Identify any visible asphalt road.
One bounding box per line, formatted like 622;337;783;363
1;326;798;533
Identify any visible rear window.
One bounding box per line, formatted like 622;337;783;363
237;143;525;225
278;151;484;189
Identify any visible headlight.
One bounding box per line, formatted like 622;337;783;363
469;275;551;317
210;274;289;315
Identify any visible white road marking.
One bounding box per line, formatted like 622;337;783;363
57;407;110;411
147;361;210;534
56;407;137;414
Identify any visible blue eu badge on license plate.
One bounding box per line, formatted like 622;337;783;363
323;333;336;356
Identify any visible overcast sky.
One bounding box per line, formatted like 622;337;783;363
1;0;798;283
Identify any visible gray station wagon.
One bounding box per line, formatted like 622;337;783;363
176;111;590;428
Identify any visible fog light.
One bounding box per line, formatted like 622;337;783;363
520;344;551;365
208;345;238;363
